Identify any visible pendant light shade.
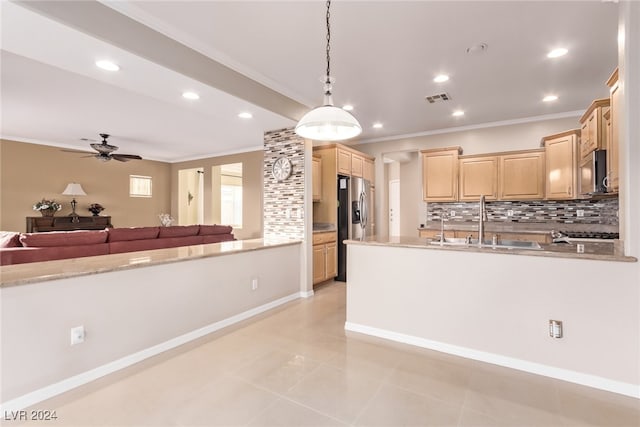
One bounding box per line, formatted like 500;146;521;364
295;0;361;141
295;105;362;141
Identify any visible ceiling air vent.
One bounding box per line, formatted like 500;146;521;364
425;93;451;104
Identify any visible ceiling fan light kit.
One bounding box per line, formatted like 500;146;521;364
65;133;143;162
295;0;362;142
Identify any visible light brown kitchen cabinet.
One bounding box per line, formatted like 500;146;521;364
607;68;620;192
351;154;364;177
421;147;462;202
579;98;610;159
543;129;579;200
459;155;498;201
312;156;322;202
363;158;374;182
418;228;455;239
498;150;545;200
337;149;352;175
313;231;337;285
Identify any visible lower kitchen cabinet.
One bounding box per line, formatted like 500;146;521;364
313;231;337;284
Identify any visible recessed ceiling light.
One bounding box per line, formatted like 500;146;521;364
95;60;119;71
433;74;450;83
452;110;465;117
342;104;354;111
547;48;568;58
182;92;200;100
543;95;558;102
238;112;253;119
372;122;383;129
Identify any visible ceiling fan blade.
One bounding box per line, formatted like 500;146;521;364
61;148;94;154
112;154;142;162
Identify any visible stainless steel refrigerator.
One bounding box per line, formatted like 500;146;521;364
337;174;372;282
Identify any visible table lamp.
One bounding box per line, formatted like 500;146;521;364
62;183;87;223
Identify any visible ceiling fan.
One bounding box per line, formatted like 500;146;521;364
63;134;143;162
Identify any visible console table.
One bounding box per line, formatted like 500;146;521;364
26;216;113;233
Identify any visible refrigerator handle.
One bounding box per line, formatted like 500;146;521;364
360;190;368;229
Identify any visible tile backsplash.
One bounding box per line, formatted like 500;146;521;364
426;198;619;225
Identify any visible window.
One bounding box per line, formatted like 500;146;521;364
129;175;152;197
219;163;242;227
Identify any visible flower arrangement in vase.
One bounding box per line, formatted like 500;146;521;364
158;213;174;227
88;203;105;216
33;199;62;217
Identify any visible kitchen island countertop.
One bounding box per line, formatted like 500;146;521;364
346;235;636;262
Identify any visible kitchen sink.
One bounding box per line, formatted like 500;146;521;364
429;238;542;250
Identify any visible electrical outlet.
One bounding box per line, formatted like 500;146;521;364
507;210;514;217
70;326;85;346
251;278;258;291
576;209;585;217
450;211;456;217
576;243;585;253
549;320;563;338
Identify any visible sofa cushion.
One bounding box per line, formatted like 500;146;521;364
158;225;200;238
198;225;233;236
201;234;235;244
108;227;160;242
20;230;108;247
1;244;109;265
0;231;22;248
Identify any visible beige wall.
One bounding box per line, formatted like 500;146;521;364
352;116;580;237
171;151;263;240
0;139;171;232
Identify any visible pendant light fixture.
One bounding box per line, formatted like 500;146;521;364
295;0;362;141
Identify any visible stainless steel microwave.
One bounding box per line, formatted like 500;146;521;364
579;150;608;195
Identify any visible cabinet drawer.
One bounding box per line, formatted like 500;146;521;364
313;231;336;245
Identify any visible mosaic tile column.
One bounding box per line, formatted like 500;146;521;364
263;128;305;240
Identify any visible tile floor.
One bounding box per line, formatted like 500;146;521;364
11;281;640;426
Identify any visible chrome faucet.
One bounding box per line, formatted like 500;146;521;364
478;195;487;247
438;211;448;243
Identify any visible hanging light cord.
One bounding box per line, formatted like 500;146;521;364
325;0;332;91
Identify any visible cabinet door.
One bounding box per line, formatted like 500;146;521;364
580;120;590;159
313;244;326;284
608;80;620;192
312;157;322;201
419;229;455;239
544;134;577;199
337;150;352;175
351;155;363;177
459;156;498;200
499;151;545;200
325;242;337;279
421;148;460;201
363;159;374;182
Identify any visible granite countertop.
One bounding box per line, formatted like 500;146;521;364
313;223;336;233
0;238;302;288
346;235;636;263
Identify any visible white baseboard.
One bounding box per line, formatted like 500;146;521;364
0;292;304;412
300;289;314;298
344;321;640;399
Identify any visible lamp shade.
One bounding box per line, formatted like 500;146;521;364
295;105;362;141
62;183;87;196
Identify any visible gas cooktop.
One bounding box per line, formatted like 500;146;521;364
560;231;619;239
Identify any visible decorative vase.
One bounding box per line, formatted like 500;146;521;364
40;209;56;217
88;207;104;216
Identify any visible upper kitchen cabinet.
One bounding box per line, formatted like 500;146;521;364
579;98;610;160
421;147;462;202
363;158;374;183
337;149;352;175
312;156;322;202
543;130;579;200
458;155;498;201
498;150;545;200
606;68;620;193
351;154;364;177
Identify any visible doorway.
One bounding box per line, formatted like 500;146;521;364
178;167;204;225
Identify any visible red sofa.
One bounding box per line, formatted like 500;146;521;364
0;225;235;266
